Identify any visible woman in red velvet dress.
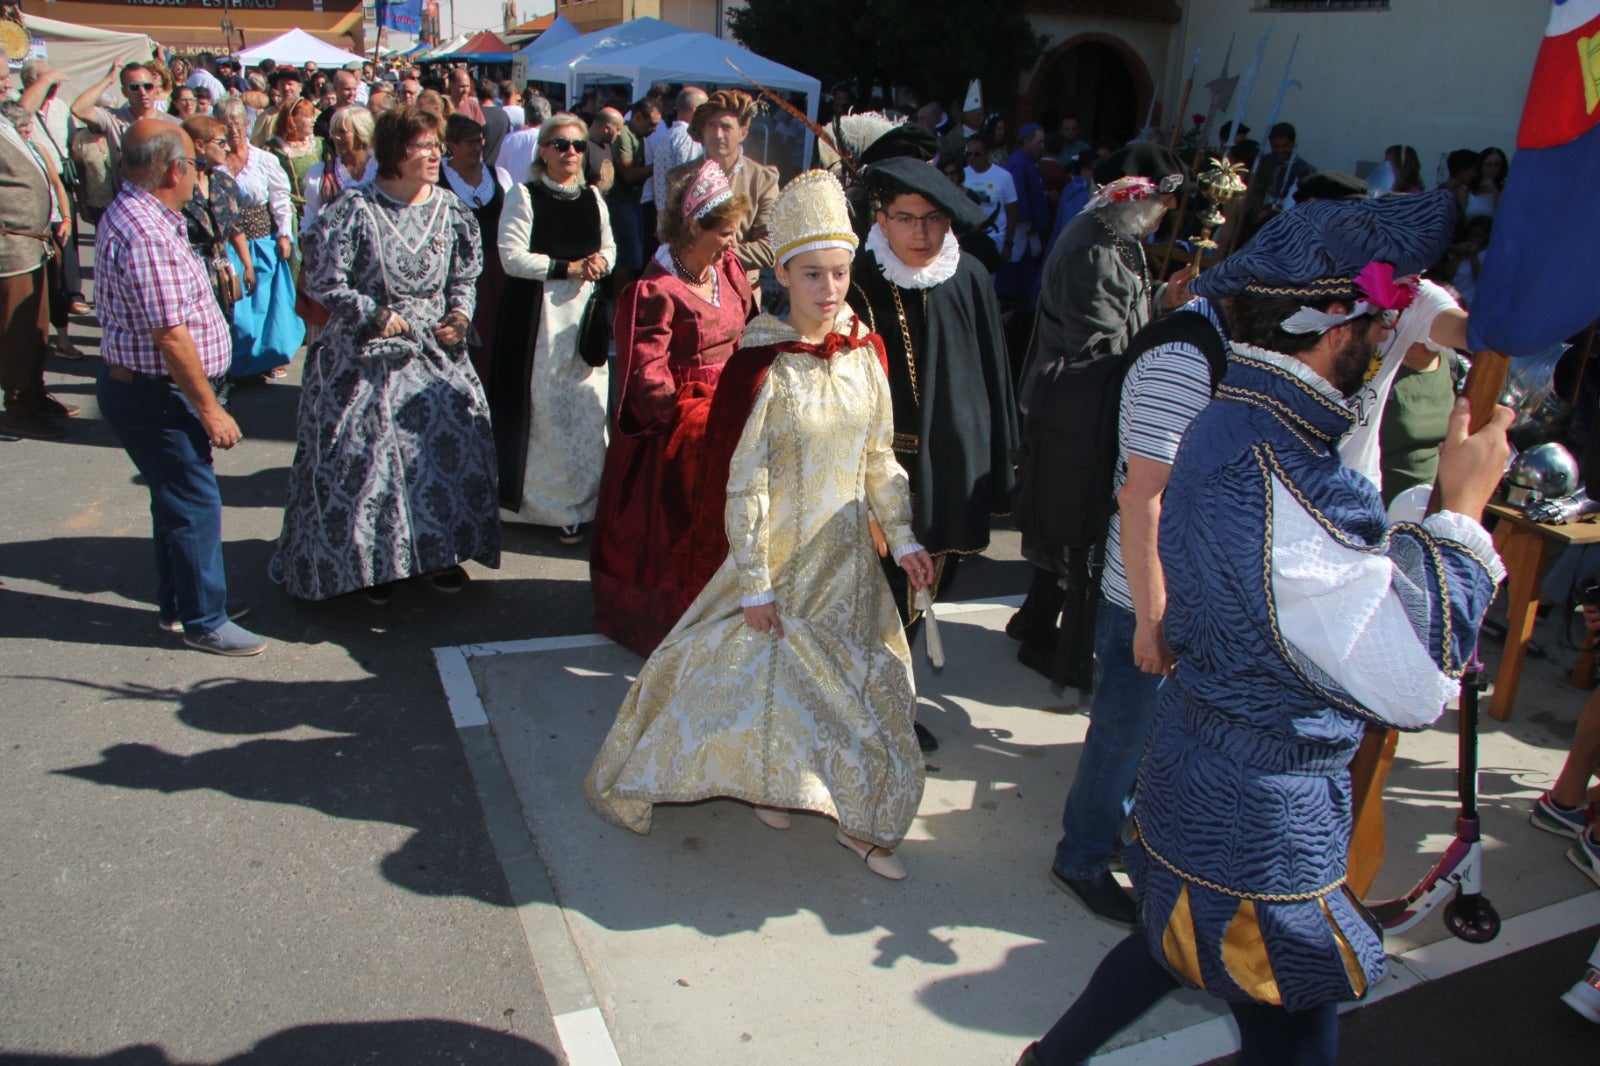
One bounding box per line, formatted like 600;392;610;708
591;160;755;656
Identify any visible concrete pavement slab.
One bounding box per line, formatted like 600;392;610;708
454;598;1600;1064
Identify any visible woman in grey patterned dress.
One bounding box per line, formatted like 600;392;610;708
271;106;500;602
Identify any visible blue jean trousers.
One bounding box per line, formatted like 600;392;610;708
97;367;229;636
1052;601;1166;879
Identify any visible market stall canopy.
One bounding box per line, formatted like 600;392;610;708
576;31;819;112
422;34;470;61
442;29;514;63
507;13;581;54
16;15;152;101
571;30;821;165
238;28;365;69
519;16;686;95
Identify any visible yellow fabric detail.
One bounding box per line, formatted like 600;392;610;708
1221;899;1283;1006
1322;896;1369;999
1161;884;1206;989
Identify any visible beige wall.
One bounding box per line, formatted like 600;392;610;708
1168;0;1545;177
557;0;733;36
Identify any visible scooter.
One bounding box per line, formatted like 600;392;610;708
1365;657;1502;943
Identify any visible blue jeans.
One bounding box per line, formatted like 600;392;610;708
1052;601;1166;879
97;367;229;636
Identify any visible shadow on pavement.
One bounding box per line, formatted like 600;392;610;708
0;1018;557;1065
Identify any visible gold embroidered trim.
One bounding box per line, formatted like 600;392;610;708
1217;386;1323;454
1253;447;1391;724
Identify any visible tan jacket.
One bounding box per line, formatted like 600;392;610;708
0;131;51;278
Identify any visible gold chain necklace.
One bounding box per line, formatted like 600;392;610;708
886;281;924;407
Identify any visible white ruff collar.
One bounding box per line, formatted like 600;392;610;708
1230;341;1349;405
865;223;960;289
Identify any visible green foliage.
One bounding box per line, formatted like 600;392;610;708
728;0;1046;113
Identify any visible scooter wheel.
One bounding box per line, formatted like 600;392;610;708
1443;896;1501;943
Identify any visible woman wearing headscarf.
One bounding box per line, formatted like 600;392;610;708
589;158;753;657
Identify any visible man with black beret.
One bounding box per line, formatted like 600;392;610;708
846;156;1020;752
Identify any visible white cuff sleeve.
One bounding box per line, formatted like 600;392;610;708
1423;509;1507;584
739;590;777;608
891;541;926;563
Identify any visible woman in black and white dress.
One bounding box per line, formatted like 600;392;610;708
492;112;615;543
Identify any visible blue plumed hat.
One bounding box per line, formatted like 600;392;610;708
1192;188;1458;302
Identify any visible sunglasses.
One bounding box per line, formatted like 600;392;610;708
542;137;583;153
124;82;157;92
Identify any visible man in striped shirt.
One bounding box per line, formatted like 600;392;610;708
1048;298;1227;925
94;119;266;657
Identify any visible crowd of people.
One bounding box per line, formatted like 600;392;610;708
5;48;1600;1059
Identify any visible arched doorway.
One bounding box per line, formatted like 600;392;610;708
1026;35;1151;150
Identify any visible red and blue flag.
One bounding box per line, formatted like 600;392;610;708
1468;0;1600;358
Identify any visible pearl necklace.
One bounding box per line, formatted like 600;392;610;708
670;248;712;286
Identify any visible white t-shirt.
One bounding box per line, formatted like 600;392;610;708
496;128;541;185
963;164;1017;253
187;69;227;100
1339;279;1459;488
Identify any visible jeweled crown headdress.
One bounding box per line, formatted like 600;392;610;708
771;170;858;265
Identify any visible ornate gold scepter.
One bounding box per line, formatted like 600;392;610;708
1188;156;1249;277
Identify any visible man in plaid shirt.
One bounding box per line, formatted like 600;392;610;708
95;119;266;657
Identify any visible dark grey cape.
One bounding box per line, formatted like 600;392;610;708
848;249;1019;555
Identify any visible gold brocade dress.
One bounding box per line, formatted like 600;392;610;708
584;311;926;848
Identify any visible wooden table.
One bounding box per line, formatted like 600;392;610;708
1486;501;1600;719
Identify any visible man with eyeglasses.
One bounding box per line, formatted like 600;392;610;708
961;132;1017;264
845;157;1020;753
71;61;180;159
94;120;267;657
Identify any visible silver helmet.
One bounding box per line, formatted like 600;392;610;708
1504;442;1580;508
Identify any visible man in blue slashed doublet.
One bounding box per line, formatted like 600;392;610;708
1021;193;1512;1065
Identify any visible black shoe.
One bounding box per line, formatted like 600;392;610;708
914;721;939;752
1004;609;1030;642
2;409;66;440
1017;641;1055;680
1049;867;1136;926
364;582;396;605
429;565;468;592
12;390;80;418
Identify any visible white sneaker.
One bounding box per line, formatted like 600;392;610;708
1562;965;1600;1023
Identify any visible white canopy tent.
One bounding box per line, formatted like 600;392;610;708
422;34;470;61
237;28;365;69
519;17;687;97
17;15;153;101
571;31;822;168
